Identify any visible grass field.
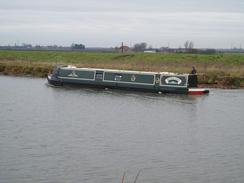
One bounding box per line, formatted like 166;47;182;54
0;50;244;87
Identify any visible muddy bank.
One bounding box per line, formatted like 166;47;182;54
197;74;244;89
0;64;243;89
0;64;52;77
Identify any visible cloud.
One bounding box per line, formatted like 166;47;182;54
1;0;244;12
0;0;244;47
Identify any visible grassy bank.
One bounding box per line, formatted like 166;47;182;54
0;50;244;88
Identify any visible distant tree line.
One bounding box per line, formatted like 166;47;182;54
3;41;241;54
71;43;85;49
133;42;147;52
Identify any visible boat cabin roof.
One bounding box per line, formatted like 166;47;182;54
60;65;188;76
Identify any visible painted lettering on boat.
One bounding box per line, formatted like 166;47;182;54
131;75;136;81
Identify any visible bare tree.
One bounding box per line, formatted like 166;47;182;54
189;41;194;49
184;40;190;49
184;40;194;52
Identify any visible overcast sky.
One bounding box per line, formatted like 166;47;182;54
1;0;244;48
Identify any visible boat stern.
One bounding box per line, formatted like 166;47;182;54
188;88;209;95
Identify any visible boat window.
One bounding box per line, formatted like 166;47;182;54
95;73;103;80
114;75;122;81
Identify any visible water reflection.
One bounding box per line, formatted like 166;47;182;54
46;82;206;104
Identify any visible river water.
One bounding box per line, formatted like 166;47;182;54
0;76;244;183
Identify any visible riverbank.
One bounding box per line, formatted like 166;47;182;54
0;50;244;88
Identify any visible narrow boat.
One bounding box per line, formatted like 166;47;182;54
47;65;209;95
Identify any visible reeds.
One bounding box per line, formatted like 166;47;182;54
121;170;141;183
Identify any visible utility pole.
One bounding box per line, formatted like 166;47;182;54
121;42;124;53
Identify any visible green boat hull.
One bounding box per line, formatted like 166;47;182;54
47;66;199;94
